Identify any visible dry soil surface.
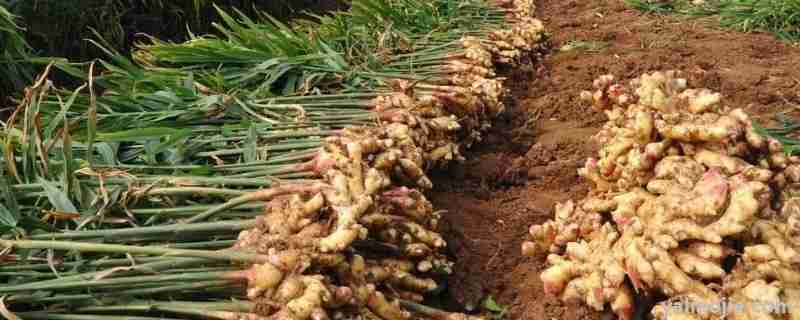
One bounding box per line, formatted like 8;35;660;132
428;1;800;319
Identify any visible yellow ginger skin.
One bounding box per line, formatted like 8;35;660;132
716;258;800;320
526;71;800;320
539;224;634;320
751;220;800;265
523;200;603;254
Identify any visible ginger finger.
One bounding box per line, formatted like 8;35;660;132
653;156;705;187
274;276;305;303
398;159;433;189
693;149;750;175
246;263;286;299
367;289;411;320
706;181;768;238
280;277;332;320
656;115;741;142
685;241;732;263
671;248;726;280
752;221;800;265
400;222;445;248
317;197;372;253
646;179;687;194
743;244;778;263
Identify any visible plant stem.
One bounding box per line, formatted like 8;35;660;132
0;240;266;263
6;257;214;291
214;149;317;169
76;300;253;312
398;299;471;319
158;239;237;249
76;304;260;320
7;280;235;303
30;219;258;240
255;93;384;103
15;314;184;320
130;203;264;216
90;164;206;170
195;140;323;157
0;256;209;272
184;182;328;223
0;270;240;292
132;186;251;197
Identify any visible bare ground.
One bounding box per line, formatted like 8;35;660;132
429;1;800;319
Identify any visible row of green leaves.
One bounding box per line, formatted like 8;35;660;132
0;1;511;317
626;0;800;41
0;0;504;242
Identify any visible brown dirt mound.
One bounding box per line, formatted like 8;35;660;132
428;0;800;319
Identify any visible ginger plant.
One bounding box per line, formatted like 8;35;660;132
226;17;548;319
524;71;800;320
0;1;546;319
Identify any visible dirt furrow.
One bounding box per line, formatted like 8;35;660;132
429;0;800;319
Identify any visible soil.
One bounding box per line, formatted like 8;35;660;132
428;1;800;319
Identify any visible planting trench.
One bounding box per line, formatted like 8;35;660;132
429;0;800;319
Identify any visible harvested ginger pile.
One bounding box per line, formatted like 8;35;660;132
227;1;546;319
523;71;800;320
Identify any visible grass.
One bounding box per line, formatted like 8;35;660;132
626;0;679;14
714;0;800;40
625;0;800;41
559;40;609;53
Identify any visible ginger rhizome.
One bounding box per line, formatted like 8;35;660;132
524;71;800;320
224;2;547;319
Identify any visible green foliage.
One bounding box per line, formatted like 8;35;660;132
482;295;509;320
714;0;800;40
2;0;338;107
0;1;513;317
0;5;34;103
625;0;679;14
4;0;342;61
0;0;504;232
132;0;503;96
754;115;800;155
559;40;610;53
626;0;800;41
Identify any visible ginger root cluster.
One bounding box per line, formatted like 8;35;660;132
524;71;800;320
230;2;547;319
